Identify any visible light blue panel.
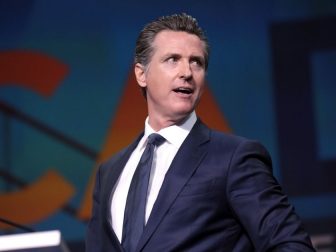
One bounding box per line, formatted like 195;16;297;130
312;50;336;160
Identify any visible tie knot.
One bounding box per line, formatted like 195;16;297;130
147;133;165;147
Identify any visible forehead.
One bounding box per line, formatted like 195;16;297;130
151;30;206;56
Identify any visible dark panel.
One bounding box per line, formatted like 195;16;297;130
270;16;336;196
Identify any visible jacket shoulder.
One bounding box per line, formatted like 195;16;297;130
99;132;144;173
200;120;270;159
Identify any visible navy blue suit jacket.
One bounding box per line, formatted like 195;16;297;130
86;120;314;251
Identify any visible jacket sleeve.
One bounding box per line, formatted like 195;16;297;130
226;140;316;252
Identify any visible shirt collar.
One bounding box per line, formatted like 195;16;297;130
144;111;197;148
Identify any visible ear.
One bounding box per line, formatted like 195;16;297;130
134;63;147;88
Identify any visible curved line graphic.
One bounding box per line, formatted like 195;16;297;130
0;170;75;229
0;49;77;228
0;50;69;97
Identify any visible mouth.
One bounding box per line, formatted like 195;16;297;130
173;87;193;95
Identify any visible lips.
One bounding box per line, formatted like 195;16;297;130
173;87;193;95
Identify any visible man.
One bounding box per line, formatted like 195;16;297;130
86;13;315;251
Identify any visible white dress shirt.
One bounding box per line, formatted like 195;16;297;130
111;111;197;242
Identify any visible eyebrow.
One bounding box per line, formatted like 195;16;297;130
161;53;181;60
161;53;205;62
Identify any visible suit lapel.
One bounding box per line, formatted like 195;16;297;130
137;120;211;251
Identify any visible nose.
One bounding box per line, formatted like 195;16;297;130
179;60;192;81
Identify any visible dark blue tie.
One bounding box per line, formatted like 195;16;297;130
122;133;165;252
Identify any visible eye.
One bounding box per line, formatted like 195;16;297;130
166;56;179;64
190;58;204;68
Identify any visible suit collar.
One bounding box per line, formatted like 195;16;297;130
145;111;197;148
136;119;211;251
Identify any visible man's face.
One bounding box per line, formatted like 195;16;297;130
135;30;206;129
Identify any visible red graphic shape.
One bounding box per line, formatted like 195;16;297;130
0;50;69;97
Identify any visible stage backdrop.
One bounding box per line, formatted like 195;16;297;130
0;1;335;251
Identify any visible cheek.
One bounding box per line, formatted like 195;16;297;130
148;76;173;94
147;82;168;101
146;67;170;86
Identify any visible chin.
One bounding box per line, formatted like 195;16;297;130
174;102;195;112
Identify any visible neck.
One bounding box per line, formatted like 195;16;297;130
148;113;191;131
